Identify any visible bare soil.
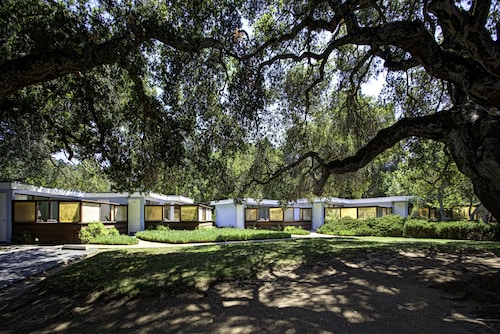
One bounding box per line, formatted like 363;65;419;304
1;249;500;334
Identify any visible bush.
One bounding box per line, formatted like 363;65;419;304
283;226;310;235
318;217;373;236
403;219;437;238
79;222;137;245
89;235;139;245
367;214;405;237
136;228;291;243
435;221;498;241
403;219;498;241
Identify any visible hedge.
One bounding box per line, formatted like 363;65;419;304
318;215;498;241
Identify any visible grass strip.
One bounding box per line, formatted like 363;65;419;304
136;228;291;243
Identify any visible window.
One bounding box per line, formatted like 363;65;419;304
59;202;81;223
269;208;283;221
340;208;357;219
358;207;377;219
181;206;198;221
245;208;257;221
325;208;340;219
301;208;312;221
418;208;429;218
258;207;269;221
145;206;163;221
13;202;36;223
115;206;128;222
173;205;181;221
284;208;294;221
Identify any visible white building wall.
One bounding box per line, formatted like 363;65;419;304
128;197;144;234
215;203;239;228
393;201;409;217
312;202;325;230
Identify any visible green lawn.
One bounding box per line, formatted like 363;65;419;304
42;237;500;302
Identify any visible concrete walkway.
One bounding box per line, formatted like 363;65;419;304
0;245;99;289
0;233;334;290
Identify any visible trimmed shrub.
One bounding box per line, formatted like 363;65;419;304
403;219;437;238
79;222;137;244
318;217;373;236
435;221;498;241
283;226;310;235
366;214;405;237
403;219;498;241
136;228;291;243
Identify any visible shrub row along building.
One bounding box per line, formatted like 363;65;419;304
0;182;413;244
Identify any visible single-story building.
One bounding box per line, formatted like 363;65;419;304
0;182;213;243
211;196;413;231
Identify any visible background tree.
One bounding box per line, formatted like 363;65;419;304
242;0;500;220
387;139;476;220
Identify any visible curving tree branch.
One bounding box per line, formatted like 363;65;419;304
250;109;455;195
0;24;225;100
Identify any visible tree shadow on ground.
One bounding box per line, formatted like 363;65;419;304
1;248;499;334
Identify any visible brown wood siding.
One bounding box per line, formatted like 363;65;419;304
12;221;128;244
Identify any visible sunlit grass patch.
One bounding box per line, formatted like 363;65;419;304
136;227;291;243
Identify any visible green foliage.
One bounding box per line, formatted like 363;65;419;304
404;220;499;241
136;228;291;243
365;215;405;237
386;140;476;219
318;217;373;236
89;235;139;245
79;222;136;245
283;226;310;235
402;219;437;238
319;215;497;241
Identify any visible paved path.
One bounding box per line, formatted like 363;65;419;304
0;246;98;289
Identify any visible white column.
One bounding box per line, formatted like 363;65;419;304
169;204;175;220
312;202;325;231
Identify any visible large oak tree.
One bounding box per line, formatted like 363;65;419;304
1;0;499;220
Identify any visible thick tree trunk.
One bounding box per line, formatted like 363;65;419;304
444;108;500;222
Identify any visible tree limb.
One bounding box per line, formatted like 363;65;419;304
429;0;500;78
0;23;225;100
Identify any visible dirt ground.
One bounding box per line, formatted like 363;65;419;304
1;249;500;334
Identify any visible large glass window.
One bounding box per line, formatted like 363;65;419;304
115;206;128;222
13;202;36;223
81;202;100;222
200;207;206;221
59;202;81;223
340;208;357;219
258;207;269;221
325;208;340;219
418;208;429;218
181;206;198;221
358;207;377;219
245;208;258;221
145;206;163;221
301;208;312;221
269;208;283;221
284;208;294;221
